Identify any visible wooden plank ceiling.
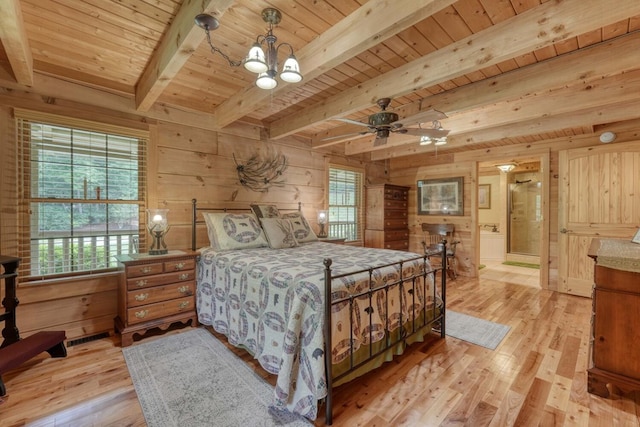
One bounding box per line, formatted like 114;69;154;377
1;0;640;159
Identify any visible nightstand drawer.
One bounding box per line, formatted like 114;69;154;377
127;281;195;307
127;295;195;325
127;270;195;290
126;262;164;277
164;259;196;272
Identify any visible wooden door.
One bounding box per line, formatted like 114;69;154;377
558;141;640;296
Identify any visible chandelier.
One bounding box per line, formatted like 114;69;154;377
195;8;302;90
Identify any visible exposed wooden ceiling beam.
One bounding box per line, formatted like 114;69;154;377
269;0;640;139
212;0;457;129
311;31;640;149
370;99;640;161
349;68;640;155
0;0;33;86
135;0;233;112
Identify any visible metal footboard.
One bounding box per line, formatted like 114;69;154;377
323;246;447;425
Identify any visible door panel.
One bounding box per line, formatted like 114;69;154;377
558;141;640;296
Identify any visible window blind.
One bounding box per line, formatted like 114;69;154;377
16;110;148;280
328;166;364;242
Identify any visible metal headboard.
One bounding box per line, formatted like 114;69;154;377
191;199;302;251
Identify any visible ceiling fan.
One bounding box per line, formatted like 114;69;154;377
326;98;450;146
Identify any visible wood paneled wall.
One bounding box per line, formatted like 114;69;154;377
0;92;380;341
389;133;640;290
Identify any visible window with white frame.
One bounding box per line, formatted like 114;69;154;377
16;111;147;279
328;166;364;241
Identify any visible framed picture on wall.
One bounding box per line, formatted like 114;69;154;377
478;184;491;209
417;177;464;215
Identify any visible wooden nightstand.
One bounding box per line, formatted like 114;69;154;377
318;237;346;244
114;250;199;346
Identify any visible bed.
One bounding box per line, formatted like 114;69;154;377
191;200;447;424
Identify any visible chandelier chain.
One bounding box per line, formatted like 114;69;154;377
205;30;242;67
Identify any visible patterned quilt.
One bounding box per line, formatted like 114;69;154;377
196;242;434;420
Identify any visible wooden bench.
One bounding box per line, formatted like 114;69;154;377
0;330;67;396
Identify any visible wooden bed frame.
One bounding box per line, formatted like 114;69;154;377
190;199;447;425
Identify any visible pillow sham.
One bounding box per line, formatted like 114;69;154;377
203;212;268;251
260;218;298;249
281;211;318;243
250;203;281;218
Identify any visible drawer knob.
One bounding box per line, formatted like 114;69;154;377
136;279;148;288
178;273;190;280
175;262;186;270
134;293;149;301
178;285;191;295
140;266;152;274
178;301;190;309
135;310;148;319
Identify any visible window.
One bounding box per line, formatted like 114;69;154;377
16;110;147;279
328;166;364;242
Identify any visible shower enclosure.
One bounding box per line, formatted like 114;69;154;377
507;172;542;261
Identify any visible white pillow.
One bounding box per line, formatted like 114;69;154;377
203;212;268;251
260;218;299;249
281;212;318;243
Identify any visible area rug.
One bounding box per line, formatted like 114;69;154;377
122;328;312;427
446;311;511;350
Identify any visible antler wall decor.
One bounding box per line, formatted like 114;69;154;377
233;147;288;192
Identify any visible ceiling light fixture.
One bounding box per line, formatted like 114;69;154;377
496;163;516;173
195;8;302;90
419;120;447;146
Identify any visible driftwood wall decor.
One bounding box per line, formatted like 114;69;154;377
233;147;288;192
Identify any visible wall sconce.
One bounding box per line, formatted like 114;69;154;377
317;210;328;238
147;209;169;255
496;163;516;173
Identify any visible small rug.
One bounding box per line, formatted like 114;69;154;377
502;261;540;269
446;311;510;350
122;328;312;427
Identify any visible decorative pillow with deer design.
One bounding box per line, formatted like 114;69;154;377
281;211;318;243
203;212;268;251
260;218;299;249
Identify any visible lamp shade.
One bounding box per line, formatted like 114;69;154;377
244;43;268;73
280;55;302;83
256;72;278;89
147;209;168;231
419;136;433;145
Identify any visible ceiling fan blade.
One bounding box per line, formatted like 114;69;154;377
373;136;388;146
392;109;447;127
320;131;372;141
334;118;371;128
402;128;450;137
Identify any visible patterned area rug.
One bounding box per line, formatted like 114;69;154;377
446;311;511;350
122;328;312;427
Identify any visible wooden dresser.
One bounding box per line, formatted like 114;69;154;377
115;250;199;346
364;183;410;250
587;239;640;397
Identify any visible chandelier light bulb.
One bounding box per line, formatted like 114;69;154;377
244;43;268;73
280;55;302;83
256;72;278;90
419;136;433;145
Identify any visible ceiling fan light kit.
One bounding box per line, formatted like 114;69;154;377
196;8;302;90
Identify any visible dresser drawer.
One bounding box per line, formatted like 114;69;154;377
127;281;195;307
383;199;409;210
127;269;195;290
384;187;409;201
127;295;195;325
384;240;409;250
384;218;409;229
384;229;409;241
126;262;164;278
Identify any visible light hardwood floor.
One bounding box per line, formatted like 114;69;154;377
1;274;639;426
